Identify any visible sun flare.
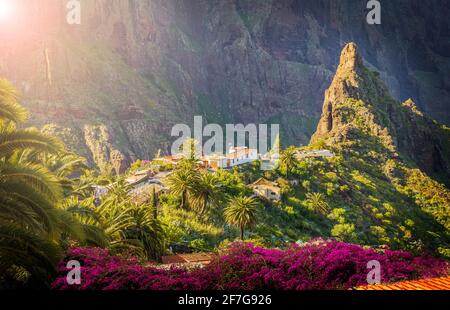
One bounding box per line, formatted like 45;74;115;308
0;0;13;21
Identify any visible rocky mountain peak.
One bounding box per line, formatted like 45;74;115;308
310;42;375;144
310;43;450;182
337;42;364;76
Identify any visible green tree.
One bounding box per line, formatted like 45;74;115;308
224;196;259;240
279;147;298;178
167;159;200;209
331;223;357;243
129;159;142;171
190;173;223;215
126;203;165;261
305;192;330;215
277;178;291;202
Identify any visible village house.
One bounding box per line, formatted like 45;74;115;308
150;146;259;170
202;146;258;170
127;169;173;204
94;145;264;202
93;168;172;202
249;178;281;201
295;149;335;160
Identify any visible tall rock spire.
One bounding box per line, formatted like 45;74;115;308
310;42;450;181
336;42;364;76
311;42;371;143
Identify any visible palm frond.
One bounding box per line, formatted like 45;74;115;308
0;79;28;123
0;191;56;234
0;162;63;202
0;127;63;158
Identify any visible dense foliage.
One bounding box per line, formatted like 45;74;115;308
60;181;165;261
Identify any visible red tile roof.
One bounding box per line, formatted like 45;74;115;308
249;178;280;190
354;276;450;290
162;253;216;265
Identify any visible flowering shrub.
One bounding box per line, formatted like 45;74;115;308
196;240;448;289
52;240;448;290
51;247;206;290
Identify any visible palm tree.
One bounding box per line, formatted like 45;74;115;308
305;192;329;215
279;147;298;178
224;196;259;240
190;173;223;215
94;181;134;243
0;79;71;288
125;204;165;261
0;79;98;288
167;159;200;209
58;196;109;248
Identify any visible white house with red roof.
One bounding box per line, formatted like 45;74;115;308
202;146;258;170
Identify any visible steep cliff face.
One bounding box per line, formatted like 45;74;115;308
0;0;449;169
311;43;450;182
